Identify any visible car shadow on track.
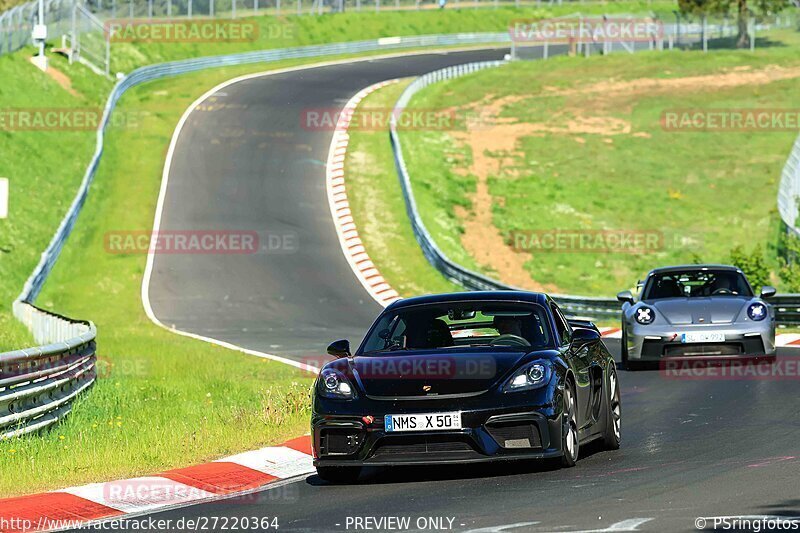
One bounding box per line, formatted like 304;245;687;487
307;440;611;486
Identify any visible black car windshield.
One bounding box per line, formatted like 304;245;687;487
642;269;753;299
359;302;553;354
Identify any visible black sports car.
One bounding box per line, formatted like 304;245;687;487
311;291;621;483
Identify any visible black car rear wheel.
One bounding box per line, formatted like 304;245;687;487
316;466;361;484
602;367;621;450
560;383;579;467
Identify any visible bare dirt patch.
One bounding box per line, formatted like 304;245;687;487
35;61;80;97
445;65;800;290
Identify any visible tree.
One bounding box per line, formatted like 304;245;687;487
779;232;800;291
677;0;789;48
729;244;771;289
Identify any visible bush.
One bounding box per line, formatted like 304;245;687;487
729;244;771;289
779;232;800;292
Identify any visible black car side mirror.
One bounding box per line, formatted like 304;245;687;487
616;290;635;305
760;286;776;298
571;327;601;351
327;339;351;358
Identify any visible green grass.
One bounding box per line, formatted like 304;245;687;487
401;28;800;296
0;52;115;352
344;79;462;296
0;57;374;496
98;2;674;72
0;0;705;494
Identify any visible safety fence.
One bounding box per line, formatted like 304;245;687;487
0;33;523;437
6;30;800;438
1;303;96;439
389;57;800;323
778;135;800;237
1;0;619;58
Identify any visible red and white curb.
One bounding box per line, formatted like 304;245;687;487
0;436;313;532
598;327;622;339
326;79;402;308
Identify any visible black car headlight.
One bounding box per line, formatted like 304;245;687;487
503;361;552;392
318;368;355;400
635;306;655;325
747;302;767;321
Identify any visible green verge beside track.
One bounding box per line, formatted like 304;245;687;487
401;29;800;296
0;0;709;494
344;80;462;297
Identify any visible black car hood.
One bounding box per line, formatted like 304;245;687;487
647;296;749;325
343;349;531;398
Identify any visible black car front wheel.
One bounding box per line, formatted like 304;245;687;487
560;383;579;467
316;466;361;484
602;367;621;450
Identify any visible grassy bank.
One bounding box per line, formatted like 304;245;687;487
344;79;462;297
98;2;674;72
0;57;366;495
400;28;800;296
0;52;114;351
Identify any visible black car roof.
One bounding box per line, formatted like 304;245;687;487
647;264;742;276
386;291;548;310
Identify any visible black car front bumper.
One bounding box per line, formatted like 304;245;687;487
312;393;564;467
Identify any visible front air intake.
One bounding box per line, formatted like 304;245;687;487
320;428;364;456
486;421;542;449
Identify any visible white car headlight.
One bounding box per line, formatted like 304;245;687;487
635;306;655;325
747;302;767;321
318;368;355;399
504;361;551;392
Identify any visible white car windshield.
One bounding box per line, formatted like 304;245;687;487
643;270;753;299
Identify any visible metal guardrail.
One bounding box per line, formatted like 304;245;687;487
777;134;800;237
389;58;800;324
6;31;800;440
1;33;517;437
1;302;96;438
0;0;590;57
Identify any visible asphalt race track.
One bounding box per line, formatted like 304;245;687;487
141;48;800;532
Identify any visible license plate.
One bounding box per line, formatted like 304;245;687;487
681;332;725;343
384;412;462;432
